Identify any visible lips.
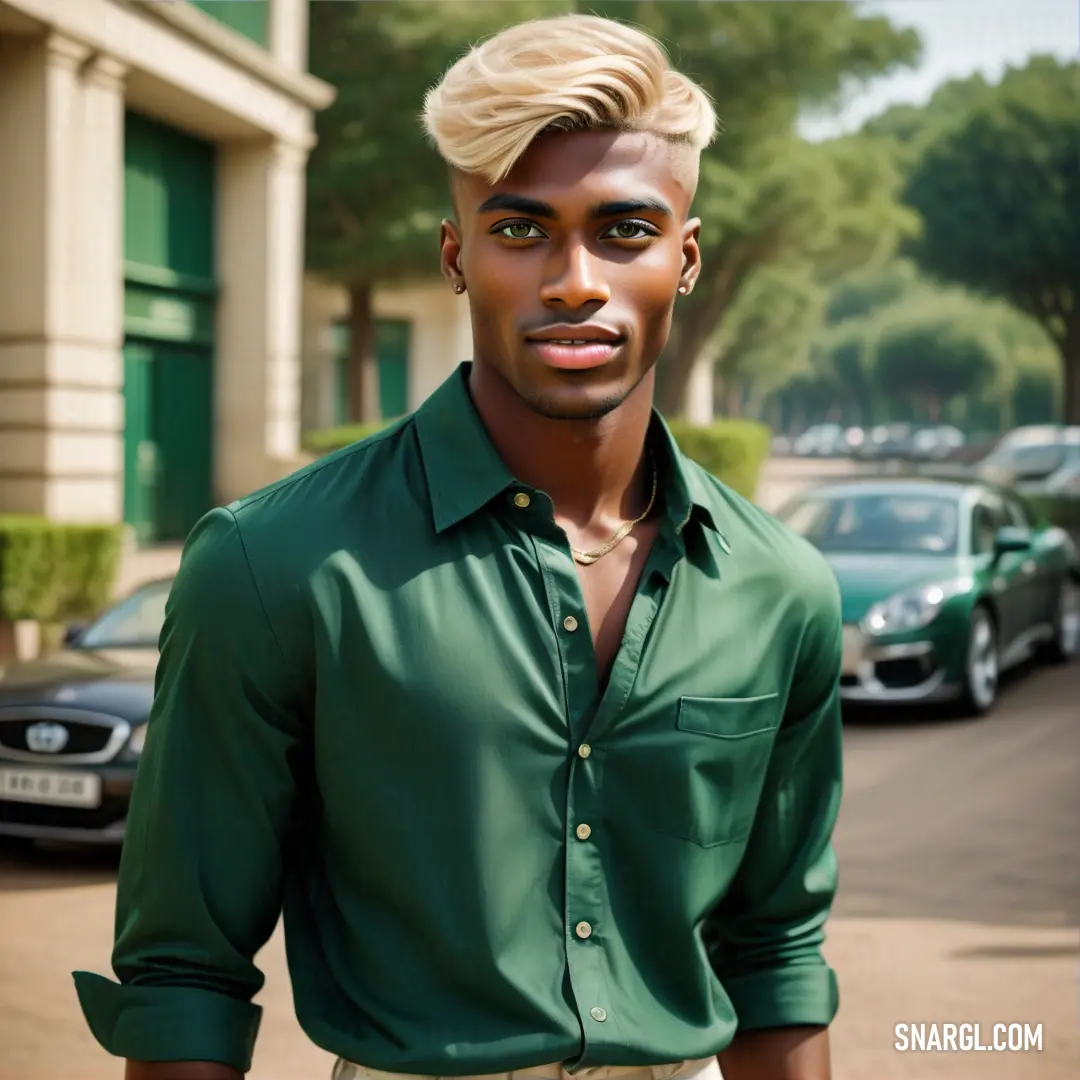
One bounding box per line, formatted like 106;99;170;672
525;326;626;371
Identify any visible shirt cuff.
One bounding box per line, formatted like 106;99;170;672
73;971;263;1070
722;963;839;1032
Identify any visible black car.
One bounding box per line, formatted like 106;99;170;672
0;577;170;845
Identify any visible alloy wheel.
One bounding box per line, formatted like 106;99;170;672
1050;578;1080;661
965;608;999;714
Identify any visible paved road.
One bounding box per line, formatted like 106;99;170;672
1;658;1076;1080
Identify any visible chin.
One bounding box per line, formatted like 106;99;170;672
516;376;635;421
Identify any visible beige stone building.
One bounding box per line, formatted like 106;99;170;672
0;0;334;546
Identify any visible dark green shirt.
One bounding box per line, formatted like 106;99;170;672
74;364;843;1074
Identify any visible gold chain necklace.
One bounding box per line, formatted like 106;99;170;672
570;463;658;566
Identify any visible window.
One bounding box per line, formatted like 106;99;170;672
971;500;1007;556
1003;495;1036;530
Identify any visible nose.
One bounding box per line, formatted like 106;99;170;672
539;241;611;309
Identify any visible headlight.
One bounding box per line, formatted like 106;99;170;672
127;723;148;756
862;577;973;635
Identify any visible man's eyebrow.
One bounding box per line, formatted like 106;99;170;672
477;194;558;217
475;194;674;219
590;198;673;218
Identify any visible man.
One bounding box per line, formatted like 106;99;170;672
75;14;843;1080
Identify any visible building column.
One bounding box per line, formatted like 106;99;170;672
268;0;308;73
216;137;310;502
0;33;125;523
682;354;716;425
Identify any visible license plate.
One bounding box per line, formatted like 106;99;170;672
0;768;102;808
841;625;865;675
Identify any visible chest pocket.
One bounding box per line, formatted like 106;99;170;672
656;694;782;848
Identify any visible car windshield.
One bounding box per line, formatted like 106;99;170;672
75;579;172;649
780;491;961;555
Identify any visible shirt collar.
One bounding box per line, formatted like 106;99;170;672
415;362;724;542
414;364;516;534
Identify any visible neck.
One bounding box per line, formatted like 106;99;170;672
468;362;655;529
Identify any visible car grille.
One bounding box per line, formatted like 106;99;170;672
0;721;116;756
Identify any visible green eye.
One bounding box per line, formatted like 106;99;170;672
499;222;544;239
602;220;657;240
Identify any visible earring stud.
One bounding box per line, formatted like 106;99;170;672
678;286;688;294
454;283;465;294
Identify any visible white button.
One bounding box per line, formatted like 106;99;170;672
577;743;591;759
575;921;592;939
590;1007;607;1022
513;492;531;508
563;615;579;632
575;823;592;840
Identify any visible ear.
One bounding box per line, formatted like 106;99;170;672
440;219;464;289
679;217;702;295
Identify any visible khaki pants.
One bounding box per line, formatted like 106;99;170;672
332;1056;721;1080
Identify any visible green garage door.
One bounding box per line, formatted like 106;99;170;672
123;112;217;545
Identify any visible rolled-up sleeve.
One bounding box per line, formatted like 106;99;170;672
73;506;304;1070
704;561;844;1032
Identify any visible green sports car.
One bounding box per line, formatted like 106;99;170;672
775;477;1080;715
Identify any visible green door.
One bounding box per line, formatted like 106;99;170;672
377;320;410;419
123;111;217;545
122;343;158;548
331;319;412;424
122;342;214;545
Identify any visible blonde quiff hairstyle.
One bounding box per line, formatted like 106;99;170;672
422;14;718;186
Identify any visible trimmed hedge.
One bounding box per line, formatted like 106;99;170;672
303;415;772;501
302;421;392;457
665;417;772;501
0;516;124;623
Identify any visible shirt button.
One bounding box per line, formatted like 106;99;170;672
590;1007;608;1023
563;615;579;632
577;743;591;759
575;921;592;939
575;823;592;840
513;492;531;508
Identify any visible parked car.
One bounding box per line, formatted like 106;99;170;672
854;423;915;460
775;478;1080;715
910;424;965;461
976;427;1080;492
0;577;170;845
793;423;848;457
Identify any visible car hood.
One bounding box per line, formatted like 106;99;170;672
0;647;157;723
823;553;967;624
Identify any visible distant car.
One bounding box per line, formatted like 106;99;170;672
775;478;1080;715
793;423;847;457
976;427;1080;492
0;577;171;845
911;425;965;461
855;423;915;460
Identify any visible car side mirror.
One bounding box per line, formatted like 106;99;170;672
62;623;86;646
993;525;1031;558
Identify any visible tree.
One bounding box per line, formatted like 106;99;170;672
870;305;1008;422
306;0;571;421
705;262;825;415
902;57;1080;422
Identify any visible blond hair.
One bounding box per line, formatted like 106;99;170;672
422;14;717;185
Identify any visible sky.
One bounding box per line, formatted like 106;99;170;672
798;0;1080;140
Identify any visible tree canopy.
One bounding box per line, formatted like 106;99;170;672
902;57;1080;421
